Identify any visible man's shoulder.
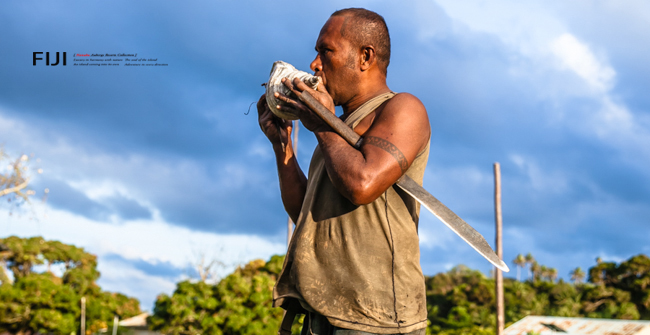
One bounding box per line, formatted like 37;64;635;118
390;92;420;101
370;91;431;152
382;92;428;118
387;91;423;102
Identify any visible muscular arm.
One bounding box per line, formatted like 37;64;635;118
257;95;306;222
314;93;431;205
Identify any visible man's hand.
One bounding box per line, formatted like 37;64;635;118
275;77;336;132
257;94;292;149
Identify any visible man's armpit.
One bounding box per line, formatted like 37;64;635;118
364;136;409;173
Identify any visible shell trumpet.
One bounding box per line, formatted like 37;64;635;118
265;61;321;120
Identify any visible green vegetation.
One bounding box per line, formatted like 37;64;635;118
426;253;650;334
149;255;303;335
0;236;141;335
152;253;650;335
3;235;647;335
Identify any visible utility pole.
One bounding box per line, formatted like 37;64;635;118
494;163;504;335
287;120;299;247
80;297;86;335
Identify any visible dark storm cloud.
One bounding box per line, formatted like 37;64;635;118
104;195;152;221
102;253;184;280
35;178;109;221
34;177;151;221
149;164;288;234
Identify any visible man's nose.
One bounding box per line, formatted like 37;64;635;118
310;56;322;73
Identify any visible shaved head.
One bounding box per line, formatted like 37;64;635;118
331;8;391;76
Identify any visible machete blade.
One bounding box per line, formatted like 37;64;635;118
397;175;510;272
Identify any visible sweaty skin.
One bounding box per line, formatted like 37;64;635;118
258;15;430;222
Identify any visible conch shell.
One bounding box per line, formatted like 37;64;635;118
266;61;321;120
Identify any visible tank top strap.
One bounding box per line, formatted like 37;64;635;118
344;92;397;128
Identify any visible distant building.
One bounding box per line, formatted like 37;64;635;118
119;313;160;335
505;316;650;335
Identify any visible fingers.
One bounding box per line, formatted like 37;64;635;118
276;77;334;132
292;77;312;92
281;77;313;96
274;91;298;106
258;96;273;124
278;77;316;116
281;77;300;97
257;94;269;116
259;110;273;133
274;90;309;116
257;94;276;133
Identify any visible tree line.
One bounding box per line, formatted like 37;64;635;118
424;253;649;334
0;236;141;335
2;235;648;335
150;253;650;335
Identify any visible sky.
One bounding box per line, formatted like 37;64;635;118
1;0;649;311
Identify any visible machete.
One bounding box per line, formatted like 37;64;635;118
296;91;509;272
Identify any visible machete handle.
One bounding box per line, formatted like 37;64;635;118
297;91;363;149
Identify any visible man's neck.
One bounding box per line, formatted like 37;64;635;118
341;83;391;116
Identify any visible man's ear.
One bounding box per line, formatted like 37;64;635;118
360;46;376;71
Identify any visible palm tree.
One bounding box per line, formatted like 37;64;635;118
531;261;541;282
525;253;535;280
549;268;558;282
540;265;549;281
570;267;585;284
513;254;526;281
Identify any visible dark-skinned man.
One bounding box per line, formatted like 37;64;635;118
257;8;430;335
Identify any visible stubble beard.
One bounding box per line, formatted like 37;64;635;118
344;50;356;70
325;51;359;107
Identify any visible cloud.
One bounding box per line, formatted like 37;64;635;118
96;258;178;312
0;107;290;234
0;203;286;310
102;253;185;281
550;33;615;92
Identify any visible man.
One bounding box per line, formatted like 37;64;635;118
257;8;431;335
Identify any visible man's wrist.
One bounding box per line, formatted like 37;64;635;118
272;141;285;151
272;140;293;154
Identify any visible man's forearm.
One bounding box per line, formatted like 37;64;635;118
273;141;307;223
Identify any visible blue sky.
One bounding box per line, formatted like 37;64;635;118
1;0;649;311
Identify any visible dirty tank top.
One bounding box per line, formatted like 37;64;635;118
273;92;430;334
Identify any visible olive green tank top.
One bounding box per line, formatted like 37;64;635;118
274;92;430;334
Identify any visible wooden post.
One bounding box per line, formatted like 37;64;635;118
112;315;118;335
80;297;86;335
494;163;504;335
287;120;300;247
